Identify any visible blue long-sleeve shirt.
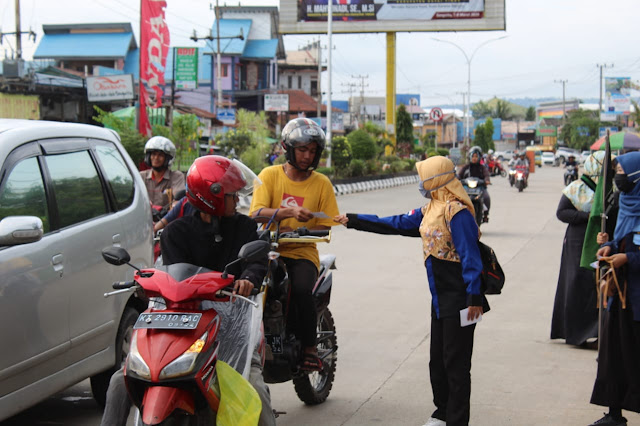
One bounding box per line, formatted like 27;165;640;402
346;207;488;319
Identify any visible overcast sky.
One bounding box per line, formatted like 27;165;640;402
2;0;639;107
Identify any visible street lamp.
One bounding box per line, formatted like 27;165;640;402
432;35;507;149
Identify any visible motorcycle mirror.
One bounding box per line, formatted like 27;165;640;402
237;240;270;263
102;247;131;265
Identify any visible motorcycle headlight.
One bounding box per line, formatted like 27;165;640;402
127;332;151;379
159;332;208;379
467;180;478;188
509;170;516;175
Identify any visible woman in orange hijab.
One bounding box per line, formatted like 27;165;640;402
334;156;489;426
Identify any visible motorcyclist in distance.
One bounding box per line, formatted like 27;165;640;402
565;154;579;180
514;152;530;186
140;136;185;210
457;146;491;223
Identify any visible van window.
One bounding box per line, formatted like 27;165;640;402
0;157;50;232
45;151;107;228
95;144;135;210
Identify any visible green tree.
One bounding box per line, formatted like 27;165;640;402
330;136;352;173
494;100;512;120
474;117;495;152
93;106;147;165
525;106;536;121
396;104;414;145
348;129;377;160
471;100;493;119
559;109;600;150
363;121;384;139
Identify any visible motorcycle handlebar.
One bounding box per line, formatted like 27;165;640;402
295;227;330;237
112;281;135;290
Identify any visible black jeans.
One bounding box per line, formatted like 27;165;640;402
429;314;476;426
282;257;319;348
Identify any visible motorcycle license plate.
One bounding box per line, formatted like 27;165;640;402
266;334;283;354
134;312;202;330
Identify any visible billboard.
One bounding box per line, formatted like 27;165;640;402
265;94;290;111
280;0;505;34
86;74;135;102
175;47;198;90
605;77;631;115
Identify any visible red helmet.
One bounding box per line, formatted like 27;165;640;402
185;156;246;216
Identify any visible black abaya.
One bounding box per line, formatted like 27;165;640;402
550;194;599;346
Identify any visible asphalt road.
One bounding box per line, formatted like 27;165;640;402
2;164;633;426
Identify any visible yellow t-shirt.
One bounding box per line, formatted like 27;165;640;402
250;165;340;268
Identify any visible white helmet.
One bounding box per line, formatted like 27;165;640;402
488;149;494;155
144;136;176;168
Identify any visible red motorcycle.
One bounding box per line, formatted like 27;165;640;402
487;158;507;177
101;240;269;425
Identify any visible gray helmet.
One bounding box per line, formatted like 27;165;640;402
281;118;326;171
144;136;176;168
468;146;483;161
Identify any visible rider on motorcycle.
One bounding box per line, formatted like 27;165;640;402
457;146;491;223
140;136;185;210
514;152;530;186
249;117;340;372
102;156;276;426
565;154;579;179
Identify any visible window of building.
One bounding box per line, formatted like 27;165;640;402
221;63;229;78
298;76;302;89
288;75;292;89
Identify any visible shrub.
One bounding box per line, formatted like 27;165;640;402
349;159;365;177
390;160;410;173
437;148;450;157
365;159;380;175
240;145;266;175
315;167;334;177
330;136;352;171
348;129;377;160
427;149;438;157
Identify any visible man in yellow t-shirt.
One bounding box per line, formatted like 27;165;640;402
250;118;339;372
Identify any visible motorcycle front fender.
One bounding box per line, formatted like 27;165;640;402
142;386;195;425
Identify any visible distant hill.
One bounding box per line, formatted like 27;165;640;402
431;97;601;110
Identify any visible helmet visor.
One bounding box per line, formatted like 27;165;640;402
232;159;262;197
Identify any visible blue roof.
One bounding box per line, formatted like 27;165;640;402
123;48;139;79
204;20;252;56
34;32;135;59
243;39;278;59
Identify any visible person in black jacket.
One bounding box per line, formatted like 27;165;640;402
457;146;491;222
101;156;275;426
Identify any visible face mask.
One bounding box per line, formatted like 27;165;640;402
614;173;635;193
418;171;455;198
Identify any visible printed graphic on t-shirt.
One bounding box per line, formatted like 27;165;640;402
281;193;304;208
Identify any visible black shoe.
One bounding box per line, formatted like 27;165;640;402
482;213;489;223
588;413;627;426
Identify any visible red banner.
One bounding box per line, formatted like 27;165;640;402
139;0;170;136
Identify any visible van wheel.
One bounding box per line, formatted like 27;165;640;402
91;307;138;407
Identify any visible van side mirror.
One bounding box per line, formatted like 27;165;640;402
0;216;44;246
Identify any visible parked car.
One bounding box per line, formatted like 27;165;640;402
555;147;581;164
0;120;153;420
494;150;515;161
542;151;556;165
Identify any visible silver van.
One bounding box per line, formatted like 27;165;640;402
0;120;153;419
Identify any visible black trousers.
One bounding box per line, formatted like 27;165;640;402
429;314;476;426
282;257;318;348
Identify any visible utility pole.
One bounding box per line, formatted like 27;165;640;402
341;82;356;126
325;0;333;168
597;63;614;114
351;74;369;125
0;0;36;60
316;37;322;118
554;79;568;124
194;3;243;115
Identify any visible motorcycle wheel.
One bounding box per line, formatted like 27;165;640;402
91;306;138;407
518;182;523;192
500;170;507;178
293;308;337;405
474;204;483;227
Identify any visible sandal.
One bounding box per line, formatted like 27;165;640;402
300;353;323;372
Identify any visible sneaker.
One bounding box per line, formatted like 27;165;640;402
588;413;627;426
422;417;446;426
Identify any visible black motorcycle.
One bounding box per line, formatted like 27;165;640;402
564;165;578;186
461;177;487;227
259;226;338;405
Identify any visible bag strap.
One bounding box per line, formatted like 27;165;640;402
597;259;627;309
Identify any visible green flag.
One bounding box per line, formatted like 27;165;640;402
580;178;605;269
